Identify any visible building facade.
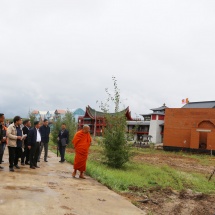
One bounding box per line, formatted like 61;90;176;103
163;101;215;152
78;106;134;136
139;104;167;143
31;108;84;123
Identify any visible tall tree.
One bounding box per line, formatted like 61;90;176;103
100;77;130;168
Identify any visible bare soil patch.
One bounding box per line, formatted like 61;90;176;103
123;187;215;215
133;153;215;174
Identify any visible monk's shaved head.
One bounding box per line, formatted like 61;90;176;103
83;125;90;133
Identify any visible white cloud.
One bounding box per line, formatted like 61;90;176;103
0;0;215;117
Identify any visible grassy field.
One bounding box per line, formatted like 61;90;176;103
50;142;215;194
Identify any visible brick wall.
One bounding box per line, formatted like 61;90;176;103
164;108;215;150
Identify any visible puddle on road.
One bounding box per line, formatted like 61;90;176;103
3;186;44;192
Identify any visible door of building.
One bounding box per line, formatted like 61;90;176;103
199;132;207;149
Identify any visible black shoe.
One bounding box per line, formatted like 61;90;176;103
0;166;4;169
38;160;40;162
44;160;48;162
2;160;4;162
25;162;30;165
9;168;14;172
35;166;40;168
30;166;36;169
21;163;25;166
15;165;20;169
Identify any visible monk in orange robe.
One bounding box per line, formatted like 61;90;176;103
72;125;92;179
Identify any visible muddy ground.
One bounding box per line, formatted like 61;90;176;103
128;152;215;215
123;186;215;215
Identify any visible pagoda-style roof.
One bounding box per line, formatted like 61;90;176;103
83;105;133;121
150;103;168;112
182;101;215;108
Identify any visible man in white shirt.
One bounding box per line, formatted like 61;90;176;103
28;121;41;169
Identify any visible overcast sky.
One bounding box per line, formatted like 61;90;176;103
1;1;215;118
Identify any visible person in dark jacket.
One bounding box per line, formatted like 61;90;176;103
38;119;50;162
28;121;41;169
21;120;31;165
0;122;7;165
57;123;69;163
0;113;5;170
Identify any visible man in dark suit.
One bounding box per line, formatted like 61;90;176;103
38;119;50;162
0;113;5;170
57;123;69;163
28;121;41;169
21;120;31;165
0;122;7;165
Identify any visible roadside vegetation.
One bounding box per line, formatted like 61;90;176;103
50;142;215;194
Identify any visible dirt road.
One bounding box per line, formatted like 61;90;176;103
0;149;145;215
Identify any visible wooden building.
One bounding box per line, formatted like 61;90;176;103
78;105;133;136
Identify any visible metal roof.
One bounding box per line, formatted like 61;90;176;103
182;101;215;108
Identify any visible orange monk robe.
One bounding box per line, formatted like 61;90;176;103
72;130;92;172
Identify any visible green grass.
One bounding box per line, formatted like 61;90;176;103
50;142;215;194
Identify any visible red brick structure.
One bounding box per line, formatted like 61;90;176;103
164;107;215;152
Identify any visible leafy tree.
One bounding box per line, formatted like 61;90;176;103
28;111;36;126
62;110;77;145
51;117;62;145
100;77;130;168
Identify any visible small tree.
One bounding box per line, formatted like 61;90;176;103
100;77;130;168
62;110;77;146
28;111;36;126
51;117;62;144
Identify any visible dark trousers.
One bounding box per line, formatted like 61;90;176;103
21;146;30;164
38;142;49;161
0;142;6;164
30;142;40;167
59;143;66;161
8;147;22;168
8;146;15;168
14;147;23;166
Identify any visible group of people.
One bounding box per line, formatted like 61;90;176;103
0;114;53;171
0;113;92;179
